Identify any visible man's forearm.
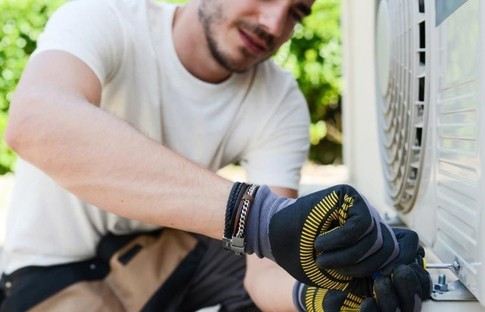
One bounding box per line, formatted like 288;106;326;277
245;256;298;312
6;52;231;239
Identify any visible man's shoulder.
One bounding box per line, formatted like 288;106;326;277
67;0;175;20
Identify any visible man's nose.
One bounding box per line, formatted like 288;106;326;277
259;2;289;37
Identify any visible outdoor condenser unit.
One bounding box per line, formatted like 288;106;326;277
345;0;485;307
376;0;485;304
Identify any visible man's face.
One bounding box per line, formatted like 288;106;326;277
198;0;314;73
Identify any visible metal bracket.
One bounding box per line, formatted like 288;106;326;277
431;279;477;301
427;260;478;302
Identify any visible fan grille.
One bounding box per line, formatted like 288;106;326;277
375;0;428;212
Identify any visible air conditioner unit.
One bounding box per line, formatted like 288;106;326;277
343;0;485;308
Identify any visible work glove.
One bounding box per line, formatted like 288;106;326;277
373;228;432;312
293;278;378;312
223;183;400;289
292;228;432;312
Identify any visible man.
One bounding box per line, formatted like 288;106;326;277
0;0;430;311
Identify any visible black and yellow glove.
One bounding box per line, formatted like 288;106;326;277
292;228;431;312
267;184;400;289
224;183;400;290
373;228;432;312
293;279;378;312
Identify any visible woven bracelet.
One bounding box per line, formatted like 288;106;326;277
223;183;259;255
224;182;243;239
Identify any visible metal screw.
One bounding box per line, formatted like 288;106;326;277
438;274;446;285
426;260;461;271
433;274;448;292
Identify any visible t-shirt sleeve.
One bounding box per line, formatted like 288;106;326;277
32;0;123;85
241;83;310;190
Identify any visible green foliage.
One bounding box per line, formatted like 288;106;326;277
275;0;343;164
0;0;65;174
0;0;342;174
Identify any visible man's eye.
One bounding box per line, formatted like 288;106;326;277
290;10;303;22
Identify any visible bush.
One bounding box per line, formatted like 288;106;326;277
0;0;342;174
0;0;65;174
274;0;343;164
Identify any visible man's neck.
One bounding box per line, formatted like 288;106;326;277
172;4;232;84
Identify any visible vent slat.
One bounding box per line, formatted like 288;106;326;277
375;0;429;212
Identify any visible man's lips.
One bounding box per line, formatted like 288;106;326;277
238;29;268;55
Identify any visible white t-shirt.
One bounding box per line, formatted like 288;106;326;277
2;0;310;273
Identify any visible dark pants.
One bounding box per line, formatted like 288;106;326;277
0;229;259;312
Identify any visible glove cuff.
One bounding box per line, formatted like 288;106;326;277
245;185;296;259
244;185;276;259
292;281;307;312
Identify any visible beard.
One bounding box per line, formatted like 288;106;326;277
198;1;275;73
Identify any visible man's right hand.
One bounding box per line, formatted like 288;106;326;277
224;183;400;290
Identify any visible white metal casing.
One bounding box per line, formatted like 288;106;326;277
343;0;485;307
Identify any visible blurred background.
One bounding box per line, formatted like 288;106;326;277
0;0;344;174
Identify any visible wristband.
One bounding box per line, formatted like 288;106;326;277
223;183;259;255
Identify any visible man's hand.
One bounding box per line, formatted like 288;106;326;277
295;228;432;312
293;278;378;312
293;228;432;312
373;228;432;312
224;183;400;289
294;261;431;312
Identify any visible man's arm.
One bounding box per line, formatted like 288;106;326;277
6;52;303;311
7;52;409;311
244;187;298;312
5;50;231;239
